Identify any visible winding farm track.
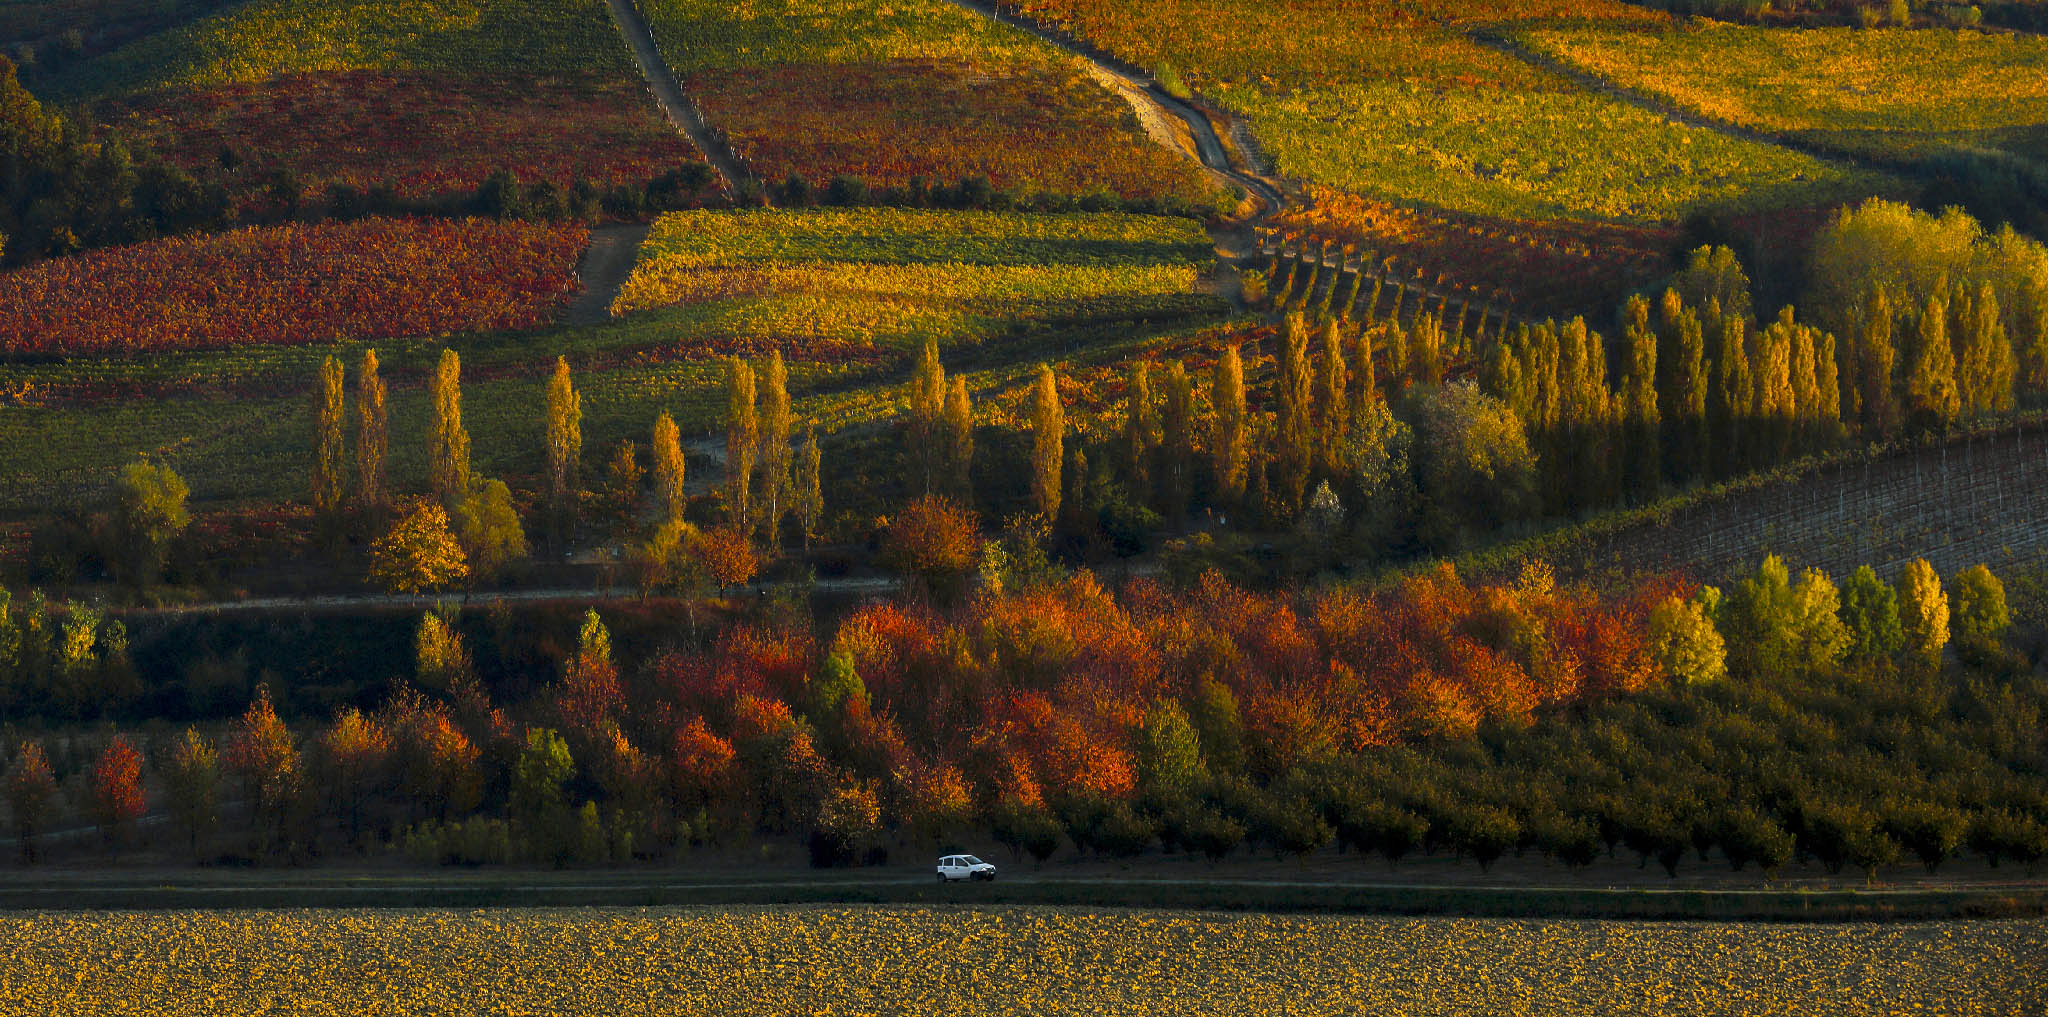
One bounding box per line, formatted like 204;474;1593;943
939;0;1283;212
602;0;751;191
933;0;1286;297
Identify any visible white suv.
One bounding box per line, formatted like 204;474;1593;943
936;854;997;882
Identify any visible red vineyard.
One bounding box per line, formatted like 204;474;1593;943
0;218;588;356
97;71;706;213
685;59;1218;204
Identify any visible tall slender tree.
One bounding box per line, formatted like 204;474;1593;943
429;349;470;506
544;357;582;548
651;412;686;525
1621;300;1660;499
1211;345;1249;507
1122;361;1158;502
355;349;387;514
756;351;792;540
725;357;757;532
1713;315;1751;477
1857;288;1900;437
313;355;346;518
1315;319;1349;473
943;376;973;500
1274;313;1315;514
1029;365;1063;521
794;423;823;552
1813;328;1843;446
908;336;945;495
1351;325;1377;404
1907;294;1961;427
1954;283;2015;414
1159;361;1194;521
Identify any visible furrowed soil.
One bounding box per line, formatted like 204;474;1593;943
0;905;2039;1015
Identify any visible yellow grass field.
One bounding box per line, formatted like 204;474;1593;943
0;906;2041;1015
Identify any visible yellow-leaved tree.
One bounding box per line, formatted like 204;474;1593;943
369;502;469;594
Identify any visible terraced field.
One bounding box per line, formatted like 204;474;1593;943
0;907;2038;1015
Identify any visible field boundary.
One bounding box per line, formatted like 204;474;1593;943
5;872;2043;921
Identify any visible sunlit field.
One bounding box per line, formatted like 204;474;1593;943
1;906;2040;1015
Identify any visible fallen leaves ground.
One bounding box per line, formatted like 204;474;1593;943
0;905;2040;1015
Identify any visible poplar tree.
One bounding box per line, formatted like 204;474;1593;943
1159;360;1194;521
1788;316;1822;452
1275;313;1315;514
429;349;470;506
1750;311;1795;468
1211;345;1248;506
1315;319;1349;473
943;376;973;500
1409;314;1445;388
1955;283;2015;414
1621;301;1660;499
1029;365;1063;521
313;355;346;518
651;412;686;525
794;423;823;551
544;357;582;547
603;440;644;532
756;351;792;540
1351;325;1377;404
1859;288;1899;437
1907;295;1961;427
725;357;757;532
908;336;945;495
1666;303;1709;484
1122;361;1158;501
1813;329;1843;446
355;349;387;514
1713;315;1750;477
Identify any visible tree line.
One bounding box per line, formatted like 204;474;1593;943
4;554;2037;876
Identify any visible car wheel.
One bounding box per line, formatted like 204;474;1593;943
937;873;947;883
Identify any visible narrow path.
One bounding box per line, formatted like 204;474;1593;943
602;0;751;191
562;223;650;326
115;575;900;618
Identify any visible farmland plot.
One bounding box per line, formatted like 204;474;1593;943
50;0;709;211
0;907;2038;1016
1518;25;2048;165
0;218;587;356
638;0;1223;205
1001;0;1892;224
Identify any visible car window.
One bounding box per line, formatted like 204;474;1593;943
964;856;981;865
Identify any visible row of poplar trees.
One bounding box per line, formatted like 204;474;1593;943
310;349;826;572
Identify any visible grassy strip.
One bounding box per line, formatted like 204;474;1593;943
3;874;2041;920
